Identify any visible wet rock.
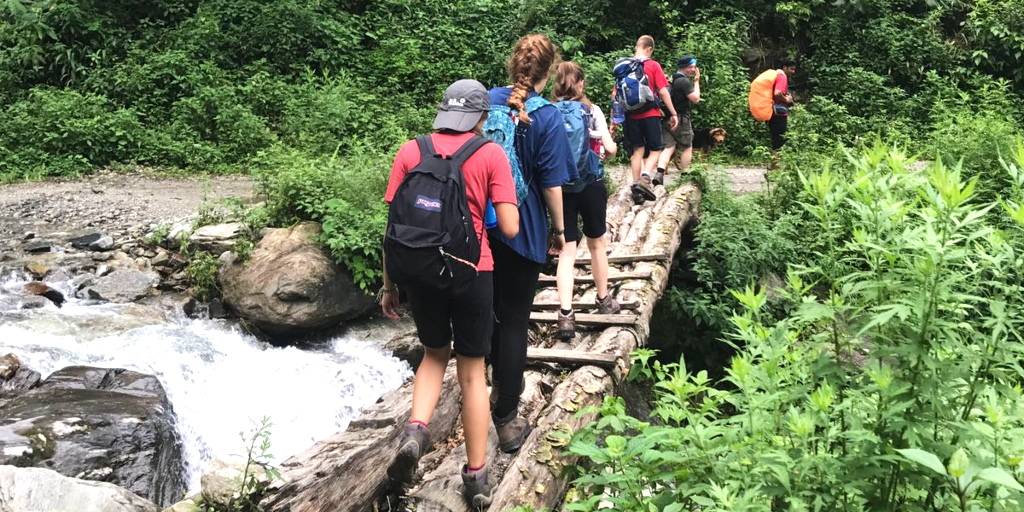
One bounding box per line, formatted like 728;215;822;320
1;367;42;393
25;261;50;278
13;295;49;310
0;353;21;380
219;222;373;339
0;466;159;512
24;240;53;253
22;232;36;241
69;232;107;249
24;281;66;307
0;366;185;506
201;455;271;508
83;269;160;303
91;235;115;251
162;495;201;512
207;298;228;319
150;250;170;267
97;264;114;277
190;223;243;254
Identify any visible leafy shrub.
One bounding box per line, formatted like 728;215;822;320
568;147;1024;512
185;250;222;302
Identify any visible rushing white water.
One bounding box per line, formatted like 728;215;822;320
0;272;412;493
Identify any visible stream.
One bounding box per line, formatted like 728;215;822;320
0;270;412;493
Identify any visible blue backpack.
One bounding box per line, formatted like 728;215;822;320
613;57;657;112
554;100;603;194
483;95;550;204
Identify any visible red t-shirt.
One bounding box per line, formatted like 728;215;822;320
626;59;670;120
385;132;517;272
773;72;790;117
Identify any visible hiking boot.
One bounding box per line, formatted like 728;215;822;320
596;294;621;315
653;168;666;187
557;310;576;340
462;464;493;509
493;409;532;453
387;424;430;485
635;174;657;201
630;185;644;205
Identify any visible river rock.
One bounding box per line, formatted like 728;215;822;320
23;240;53;253
0;466;159;512
24;281;66;308
201;455;272;508
219;222;372;338
83;269;160;303
69;232;108;249
161;495;201;512
0;366;184;506
1;367;41;393
189;223;243;254
0;354;21;380
24;261;50;278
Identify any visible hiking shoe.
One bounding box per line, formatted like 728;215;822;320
636;174;657;201
596;294;621;315
462;464;493;509
387;424;430;485
653;169;666;187
557;310;576;340
493;410;532;453
630;185;644;205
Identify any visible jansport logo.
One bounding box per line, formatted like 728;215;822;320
414;195;442;212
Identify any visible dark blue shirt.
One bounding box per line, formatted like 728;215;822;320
487;87;575;263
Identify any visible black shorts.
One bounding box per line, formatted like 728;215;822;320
768;113;788;150
624;116;665;152
404;272;493;357
563;179;607;243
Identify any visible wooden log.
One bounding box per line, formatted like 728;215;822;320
529;312;638;326
262;364;462;512
488;366;613;510
527;348;619;368
531;299;640;311
552;252;670;266
536;270;651;285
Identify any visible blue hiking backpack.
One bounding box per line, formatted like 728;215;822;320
482;95;550;204
554;100;603;194
613;57;657;112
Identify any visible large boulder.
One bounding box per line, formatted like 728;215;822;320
219;222;372;338
82;269;160;303
200;455;272;508
0;465;158;512
0;367;184;506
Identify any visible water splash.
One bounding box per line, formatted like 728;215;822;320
0;277;412;493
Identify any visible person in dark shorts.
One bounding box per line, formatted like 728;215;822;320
551;61;622;340
617;35;678;205
381;79;520;509
769;58;797;169
655;56;701;186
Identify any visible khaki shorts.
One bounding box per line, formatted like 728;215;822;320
662;115;693;149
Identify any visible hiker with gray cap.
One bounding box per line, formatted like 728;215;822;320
381;79;519;508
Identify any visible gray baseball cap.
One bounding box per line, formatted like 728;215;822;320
433;79;490;132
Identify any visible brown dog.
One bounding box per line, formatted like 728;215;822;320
692;127;727;159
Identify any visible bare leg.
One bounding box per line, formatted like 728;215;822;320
586;236;609;299
679;146;693;172
410;346;452;424
643;150;662;177
657;145;675;171
630;147;645;182
456;355;489;468
556;241;578;311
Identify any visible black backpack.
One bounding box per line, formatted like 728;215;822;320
385;134;489;289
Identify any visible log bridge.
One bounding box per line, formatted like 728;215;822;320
262;171;702;512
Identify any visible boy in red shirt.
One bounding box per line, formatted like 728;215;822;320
619;35;679;204
381;79;519;508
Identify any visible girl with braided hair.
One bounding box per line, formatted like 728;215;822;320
486;34;575;454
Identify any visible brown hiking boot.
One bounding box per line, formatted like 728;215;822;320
596;294;621;315
493;409;532;453
636;174;657;201
653;168;666;187
387;424;430;485
557;310;576;340
461;463;493;509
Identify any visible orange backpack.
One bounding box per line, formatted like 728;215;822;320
748;69;780;122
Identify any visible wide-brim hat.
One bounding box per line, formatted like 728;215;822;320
433;79;490;132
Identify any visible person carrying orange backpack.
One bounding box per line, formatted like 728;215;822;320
748;58;796;168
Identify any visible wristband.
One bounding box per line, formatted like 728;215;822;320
551;228;564;236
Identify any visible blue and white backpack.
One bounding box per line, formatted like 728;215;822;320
613;57;656;112
554;100;603;194
482;96;550;204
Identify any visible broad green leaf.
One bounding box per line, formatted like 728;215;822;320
897;449;947;476
976;467;1024;492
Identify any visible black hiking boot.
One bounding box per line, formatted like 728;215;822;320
462;463;493;510
493;408;532;453
653;168;666;187
557;309;576;340
387;423;430;485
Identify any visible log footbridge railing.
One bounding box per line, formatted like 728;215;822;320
263;173;702;512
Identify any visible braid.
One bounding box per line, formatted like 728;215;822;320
506;34;560;125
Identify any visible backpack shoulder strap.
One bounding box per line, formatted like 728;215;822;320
524;96;550;113
450;135;489;168
416;135;439;159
